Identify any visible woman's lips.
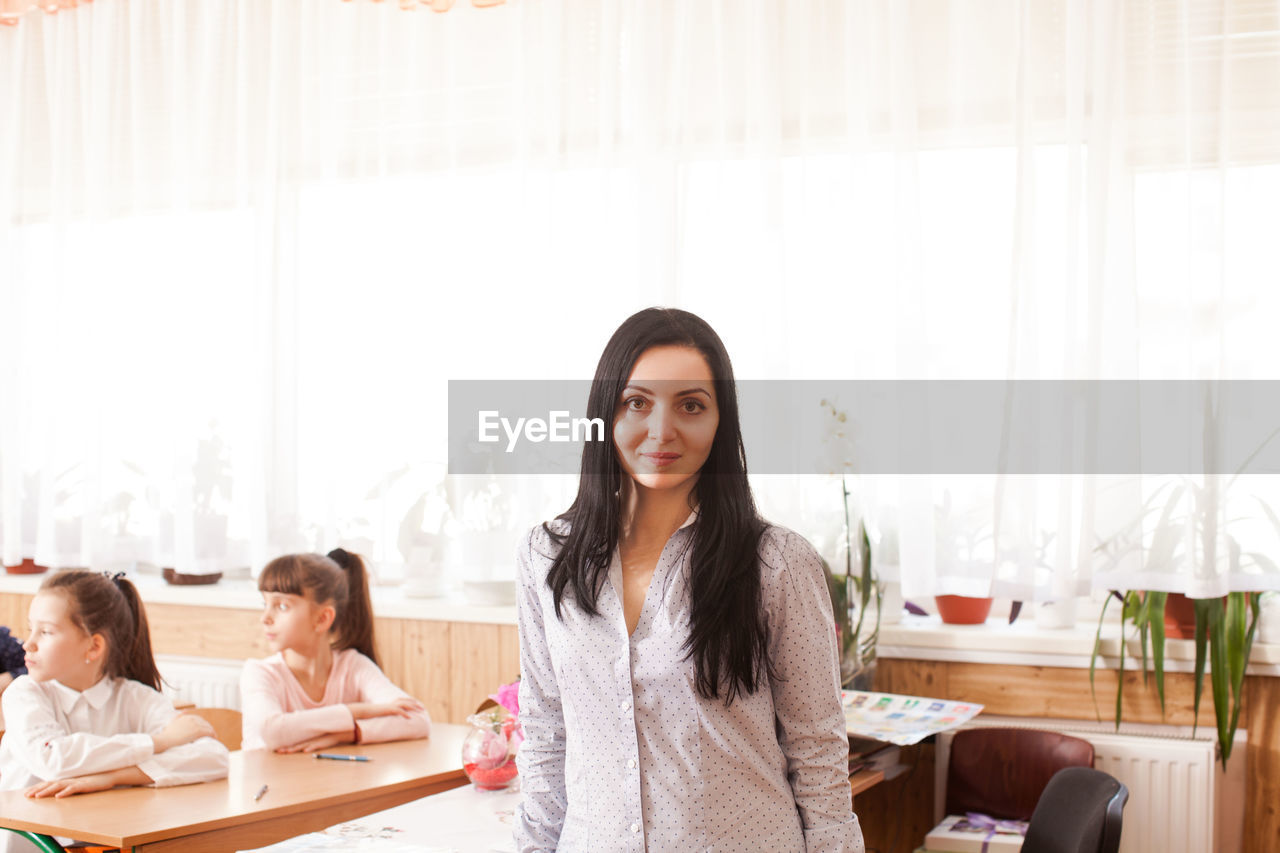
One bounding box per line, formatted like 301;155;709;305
641;452;680;468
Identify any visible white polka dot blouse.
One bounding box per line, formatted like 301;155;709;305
513;511;865;853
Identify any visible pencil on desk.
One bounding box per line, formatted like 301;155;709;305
254;784;268;802
313;753;371;762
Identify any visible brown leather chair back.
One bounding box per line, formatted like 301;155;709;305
187;707;243;751
946;727;1095;821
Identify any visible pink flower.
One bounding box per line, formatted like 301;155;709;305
489;678;520;718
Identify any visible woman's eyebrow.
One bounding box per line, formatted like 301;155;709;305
624;384;711;397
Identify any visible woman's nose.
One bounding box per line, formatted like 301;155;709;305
647;405;677;441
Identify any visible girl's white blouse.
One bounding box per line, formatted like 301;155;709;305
0;674;230;792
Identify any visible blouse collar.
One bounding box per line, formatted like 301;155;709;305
50;675;114;714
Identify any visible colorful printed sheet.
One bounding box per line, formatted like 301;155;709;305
841;690;984;745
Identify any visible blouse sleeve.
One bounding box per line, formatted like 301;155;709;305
131;683;230;787
763;530;865;853
513;527;569;853
239;658;355;751
344;653;432;744
0;676;155;781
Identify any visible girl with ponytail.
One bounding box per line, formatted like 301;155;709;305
241;549;431;752
0;570;229;814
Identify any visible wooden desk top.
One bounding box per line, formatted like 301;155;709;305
0;723;469;853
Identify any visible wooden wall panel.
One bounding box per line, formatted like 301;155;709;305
498;624;520;684
396;619;453;725
0;593;33;638
449;622;521;722
143;604;268;659
945;661;1232;727
373;618;402;680
875;658;948;699
1246;675;1280;853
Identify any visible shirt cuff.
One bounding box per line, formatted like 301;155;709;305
803;815;865;853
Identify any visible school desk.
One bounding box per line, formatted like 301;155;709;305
0;722;469;853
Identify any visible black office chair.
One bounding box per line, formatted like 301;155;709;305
1021;766;1128;853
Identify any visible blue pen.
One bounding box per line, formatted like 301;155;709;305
314;753;371;762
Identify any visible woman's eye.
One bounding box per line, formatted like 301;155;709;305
624;397;648;411
681;399;705;413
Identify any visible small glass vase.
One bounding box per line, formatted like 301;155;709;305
462;706;520;791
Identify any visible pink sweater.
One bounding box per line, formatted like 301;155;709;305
240;649;431;751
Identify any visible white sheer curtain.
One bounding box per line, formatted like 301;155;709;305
2;0;1278;599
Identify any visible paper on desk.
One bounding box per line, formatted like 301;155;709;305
237;782;520;853
236;819;456;852
236;832;433;852
842;690;984;745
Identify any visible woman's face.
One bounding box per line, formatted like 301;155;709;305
613;345;720;495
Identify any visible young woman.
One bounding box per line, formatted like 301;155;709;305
240;548;431;752
514;308;863;852
0;571;229;851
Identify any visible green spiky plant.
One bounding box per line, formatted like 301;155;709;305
1088;455;1279;769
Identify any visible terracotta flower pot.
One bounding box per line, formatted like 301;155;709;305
935;594;994;625
4;558;49;575
1162;592;1198;639
162;568;223;585
1161;591;1254;640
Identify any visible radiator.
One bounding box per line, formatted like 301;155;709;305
156;654;245;711
934;716;1246;853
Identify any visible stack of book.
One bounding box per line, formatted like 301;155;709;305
918;814;1028;852
846;735;901;777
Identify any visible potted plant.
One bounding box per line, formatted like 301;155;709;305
932;489;996;624
1090;473;1279;768
5;468;82;575
823;476;881;690
166;428;234;585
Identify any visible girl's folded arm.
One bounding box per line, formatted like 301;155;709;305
345;654;431;744
137;737;230;787
1;679;153;780
133;685;230;786
240;661;355;751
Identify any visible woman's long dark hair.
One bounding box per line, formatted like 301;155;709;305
545;307;769;704
258;549;379;666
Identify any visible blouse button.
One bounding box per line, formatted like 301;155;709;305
627;758;636;769
630;822;640;833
